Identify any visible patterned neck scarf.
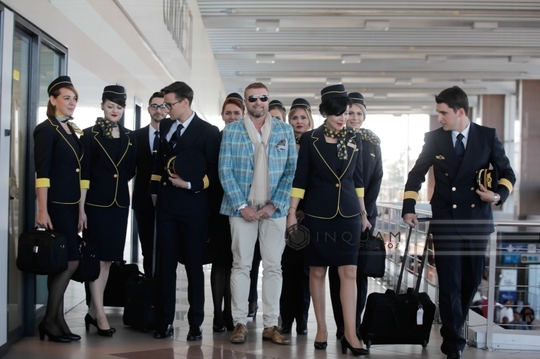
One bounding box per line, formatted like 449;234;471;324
96;117;118;139
323;121;353;160
55;111;82;135
295;135;301;145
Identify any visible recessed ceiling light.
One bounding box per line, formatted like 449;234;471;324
509;56;530;63
472;22;498;30
426;55;447;63
395;78;412;85
256;77;272;84
326;78;342;85
365;20;390;31
341;54;361;64
255;19;280;32
256;54;275;64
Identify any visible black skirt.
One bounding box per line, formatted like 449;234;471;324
303;215;361;267
84;204;129;261
48;202;80;261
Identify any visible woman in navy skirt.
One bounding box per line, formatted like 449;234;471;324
34;76;84;342
80;85;137;336
287;84;371;356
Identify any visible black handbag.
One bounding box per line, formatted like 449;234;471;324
358;229;386;278
17;227;68;275
71;237;100;283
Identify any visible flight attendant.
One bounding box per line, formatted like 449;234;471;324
80;85;137;337
287;84;370;355
35;76;84;342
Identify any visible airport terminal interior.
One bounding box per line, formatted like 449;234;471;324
0;1;539;358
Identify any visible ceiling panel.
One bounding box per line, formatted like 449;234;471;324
197;0;540;114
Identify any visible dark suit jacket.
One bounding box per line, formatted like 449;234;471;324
151;115;220;217
402;122;516;236
81;122;137;208
34;117;84;204
359;129;383;219
292;125;364;219
132;125;156;211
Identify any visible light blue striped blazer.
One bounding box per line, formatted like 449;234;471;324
219;118;297;218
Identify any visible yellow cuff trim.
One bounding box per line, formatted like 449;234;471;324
80;180;90;189
356;188;365;197
36;178;50;188
291;187;305;199
404;191;419;201
499;178;513;193
151;174;161;182
202;175;209;190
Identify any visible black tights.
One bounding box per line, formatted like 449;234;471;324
43;261;79;335
210;263;233;329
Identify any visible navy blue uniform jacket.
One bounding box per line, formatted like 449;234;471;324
402;122;515;236
81;123;137;208
150;115;220;217
132;125;155;211
34;117;84;204
292;125;364;219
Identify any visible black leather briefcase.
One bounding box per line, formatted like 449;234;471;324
17;227;68;275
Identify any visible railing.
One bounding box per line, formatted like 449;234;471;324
374;203;540;351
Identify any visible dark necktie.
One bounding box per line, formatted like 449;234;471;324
455;133;465;161
152;130;159;157
169;124;183;148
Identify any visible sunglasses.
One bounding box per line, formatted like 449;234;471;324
247;95;269;103
149;103;167;110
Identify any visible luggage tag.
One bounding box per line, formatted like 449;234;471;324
417;305;424;325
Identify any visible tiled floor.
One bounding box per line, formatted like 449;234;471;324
3;265;540;359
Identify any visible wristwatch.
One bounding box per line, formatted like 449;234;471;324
493;193;500;204
360;209;367;216
238;204;248;212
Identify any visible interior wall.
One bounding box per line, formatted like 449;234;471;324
2;0;225;129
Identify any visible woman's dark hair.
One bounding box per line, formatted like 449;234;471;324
47;86;79;118
103;97;126;108
319;97;352;117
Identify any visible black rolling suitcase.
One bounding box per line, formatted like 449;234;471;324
360;223;436;350
85;260;139;307
122;216;158;330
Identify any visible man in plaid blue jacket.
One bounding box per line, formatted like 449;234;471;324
219;82;297;345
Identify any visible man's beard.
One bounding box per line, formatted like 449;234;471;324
248;107;267;119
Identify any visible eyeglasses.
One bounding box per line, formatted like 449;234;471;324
164;100;182;110
247;95;269;103
149;103;167;110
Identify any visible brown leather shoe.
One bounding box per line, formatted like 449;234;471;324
262;326;291;345
230;324;248;344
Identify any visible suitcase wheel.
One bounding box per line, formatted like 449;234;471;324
366;340;371;349
422;339;428;348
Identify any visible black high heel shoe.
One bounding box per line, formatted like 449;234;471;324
62;331;81;341
84;314;115;336
38;322;71;343
314;332;328;350
340;335;368;356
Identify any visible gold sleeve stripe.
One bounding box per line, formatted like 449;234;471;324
356;188;365;197
499;178;513;193
80;180;90;189
291;187;305;199
202;175;210;190
403;191;419;201
36;178;50;188
151;174;161;182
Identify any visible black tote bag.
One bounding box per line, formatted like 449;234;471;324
358;230;386;278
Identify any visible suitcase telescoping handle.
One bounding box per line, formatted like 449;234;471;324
395;218;431;296
151;212;157;278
